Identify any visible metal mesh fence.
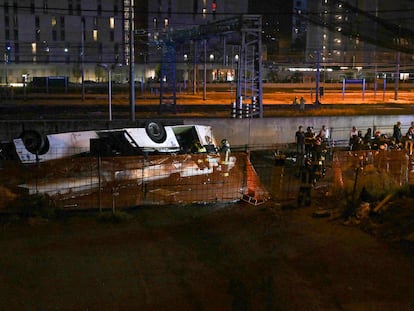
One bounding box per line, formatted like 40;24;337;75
249;148;414;207
332;149;412;188
2;144;414;211
1;150;248;211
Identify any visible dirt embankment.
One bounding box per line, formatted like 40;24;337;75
1;197;414;310
1;147;414;310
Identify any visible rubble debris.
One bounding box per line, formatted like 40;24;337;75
356;202;371;219
373;193;394;213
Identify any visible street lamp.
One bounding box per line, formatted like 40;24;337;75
4;44;11;85
98;63;122;121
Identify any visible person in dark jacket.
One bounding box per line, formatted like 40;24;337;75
363;128;372;147
295;125;305;156
393;121;402;144
298;157;314;207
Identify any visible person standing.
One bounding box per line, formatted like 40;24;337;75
298;157;314;207
362;128;372;149
392;121;402;144
304;126;316;157
349;126;358;147
349;126;358;139
405;126;414;156
363;128;372;144
299;96;305;111
318;125;329;142
295;125;305;156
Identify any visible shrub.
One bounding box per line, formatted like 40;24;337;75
97;210;132;223
395;184;414;198
6;193;56;219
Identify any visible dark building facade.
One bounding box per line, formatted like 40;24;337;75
305;0;414;80
249;0;295;62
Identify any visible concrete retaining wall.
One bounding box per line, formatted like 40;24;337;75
1;115;413;148
185;115;414;147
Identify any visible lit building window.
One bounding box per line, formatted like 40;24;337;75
110;17;115;29
164;18;168;28
31;42;37;53
93;29;98;41
51;16;57;27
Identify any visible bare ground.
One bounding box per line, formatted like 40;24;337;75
1;188;414;310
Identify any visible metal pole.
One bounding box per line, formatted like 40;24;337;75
4;53;8;85
315;49;321;106
193;42;197;94
394;51;400;101
98;154;102;213
203;39;207;101
108;69;112;121
23;76;26;100
81;18;85;101
223;37;226;66
129;0;135;121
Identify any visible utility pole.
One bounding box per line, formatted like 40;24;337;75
81;18;85;101
394;51;400;101
193;42;198;94
129;0;135;121
314;49;321;106
203;39;207;100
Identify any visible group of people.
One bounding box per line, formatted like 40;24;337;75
295;125;329;177
294;121;413;207
295;125;329;158
292;96;306;111
349;121;414;155
295;125;329;207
